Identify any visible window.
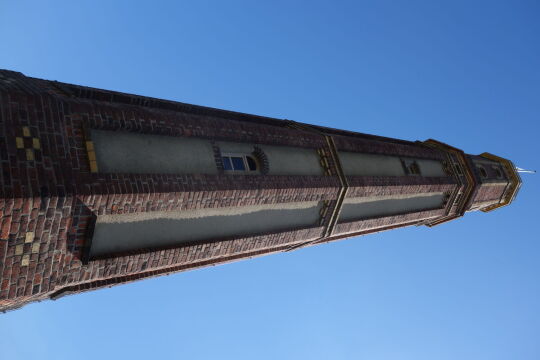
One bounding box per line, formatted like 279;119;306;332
222;154;258;172
494;167;503;179
408;162;421;175
401;159;422;176
478;166;487;178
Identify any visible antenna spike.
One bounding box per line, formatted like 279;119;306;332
516;167;536;174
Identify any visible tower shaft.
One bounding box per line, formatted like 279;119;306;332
0;70;521;312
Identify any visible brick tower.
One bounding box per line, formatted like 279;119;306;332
0;70;521;312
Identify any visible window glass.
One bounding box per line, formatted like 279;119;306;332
222;157;233;170
246;156;257;171
231;157;246;170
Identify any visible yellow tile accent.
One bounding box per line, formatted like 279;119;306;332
32;138;40;149
22;126;31;137
86;141;94;150
16;137;24;149
15;244;23;256
25;232;35;243
90;160;98;173
26;149;34;161
32;242;40;254
21;255;30;267
88;151;96;161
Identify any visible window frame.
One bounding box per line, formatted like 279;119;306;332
221;153;259;173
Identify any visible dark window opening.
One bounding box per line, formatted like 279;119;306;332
408;162;421;175
246;156;257;171
494;167;503;178
401;159;421;176
478;166;487;178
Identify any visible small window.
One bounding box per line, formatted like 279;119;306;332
222;154;258;173
494;167;503;179
401;159;421;176
408;162;421;175
478;166;487;178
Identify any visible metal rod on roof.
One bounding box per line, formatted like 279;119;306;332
516;167;536;174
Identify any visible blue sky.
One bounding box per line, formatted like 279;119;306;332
1;1;539;359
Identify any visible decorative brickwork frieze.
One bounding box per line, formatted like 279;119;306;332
333;134;446;160
333;208;446;236
252;146;269;175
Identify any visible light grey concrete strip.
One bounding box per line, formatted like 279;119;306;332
90;201;322;257
92;129;218;174
339;193;445;222
339;152;445;177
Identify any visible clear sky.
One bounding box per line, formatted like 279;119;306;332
1;1;539;359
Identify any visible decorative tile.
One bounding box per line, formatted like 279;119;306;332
26;149;34;161
25;232;34;243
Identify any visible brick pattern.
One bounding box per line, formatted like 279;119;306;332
346;176;456;198
0;70;474;312
471;184;508;204
318;219;425;246
333;209;446;235
252;146;269;175
333;135;445;160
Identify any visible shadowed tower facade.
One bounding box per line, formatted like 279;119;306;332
0;70;521;312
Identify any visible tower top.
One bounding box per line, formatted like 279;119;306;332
475;153;522;213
